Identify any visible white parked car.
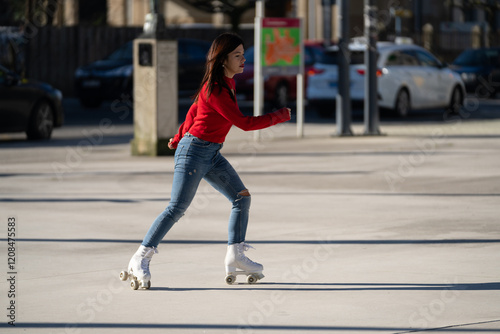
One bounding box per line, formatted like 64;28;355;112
307;42;466;117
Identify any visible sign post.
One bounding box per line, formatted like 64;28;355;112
297;21;304;138
253;0;264;141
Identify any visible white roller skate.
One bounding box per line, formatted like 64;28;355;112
224;242;264;285
119;245;158;290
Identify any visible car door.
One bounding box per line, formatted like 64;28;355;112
379;50;412;108
394;49;428;109
385;50;428;109
414;49;448;108
0;67;28;133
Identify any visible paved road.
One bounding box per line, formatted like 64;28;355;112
59;94;500;127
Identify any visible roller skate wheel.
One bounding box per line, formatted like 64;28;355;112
225;275;236;285
130;279;139;290
141;280;151;289
119;271;128;281
247;274;257;284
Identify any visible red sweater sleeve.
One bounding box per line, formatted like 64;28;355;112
207;89;290;131
170;102;197;149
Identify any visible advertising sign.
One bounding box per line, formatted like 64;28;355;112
261;18;302;75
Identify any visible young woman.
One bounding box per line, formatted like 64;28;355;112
124;33;291;289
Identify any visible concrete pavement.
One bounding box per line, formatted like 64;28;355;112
1;116;500;333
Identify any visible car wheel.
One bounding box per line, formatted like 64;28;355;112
275;83;288;108
26;101;54;140
394;89;410;117
80;98;102;108
447;86;463;115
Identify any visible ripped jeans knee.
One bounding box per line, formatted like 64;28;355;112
234;189;251;209
238;189;251;197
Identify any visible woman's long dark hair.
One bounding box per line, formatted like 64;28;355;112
195;32;244;103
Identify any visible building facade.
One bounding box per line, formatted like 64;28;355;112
53;0;500;46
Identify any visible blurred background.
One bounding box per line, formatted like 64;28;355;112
1;0;500;139
2;0;499;97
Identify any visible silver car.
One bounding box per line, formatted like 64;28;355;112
307;41;465;117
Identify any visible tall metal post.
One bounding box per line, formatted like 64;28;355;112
308;0;316;40
253;0;264;141
142;0;166;38
413;0;422;42
322;0;332;46
335;0;353;136
363;0;381;135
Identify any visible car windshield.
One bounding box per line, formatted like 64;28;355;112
453;49;500;66
106;42;133;61
320;50;365;65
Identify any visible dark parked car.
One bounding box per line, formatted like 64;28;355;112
234;42;325;108
450;48;500;98
0;64;63;140
74;38;211;108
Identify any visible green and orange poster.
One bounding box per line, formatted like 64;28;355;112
261;18;302;74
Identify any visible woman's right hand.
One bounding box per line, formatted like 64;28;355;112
168;138;175;150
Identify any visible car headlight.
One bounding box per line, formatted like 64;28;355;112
461;72;476;82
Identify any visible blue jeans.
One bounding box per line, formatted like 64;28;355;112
142;134;250;247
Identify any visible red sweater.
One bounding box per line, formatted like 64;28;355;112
170;76;290;148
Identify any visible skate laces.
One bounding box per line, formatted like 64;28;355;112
241;242;255;252
144;247;158;258
239;243;259;265
139;247;158;272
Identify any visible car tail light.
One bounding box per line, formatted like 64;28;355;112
307;68;325;76
356;68;383;77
